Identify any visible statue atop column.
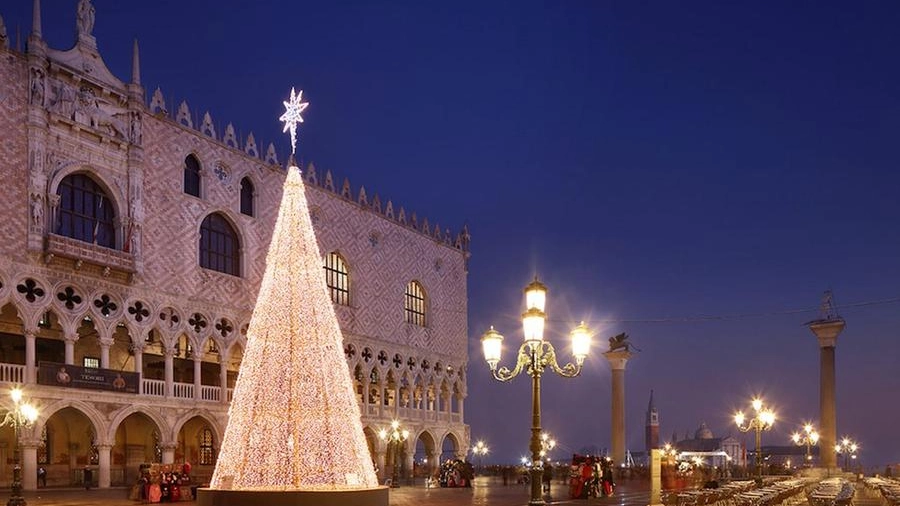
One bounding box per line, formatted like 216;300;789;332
76;0;95;38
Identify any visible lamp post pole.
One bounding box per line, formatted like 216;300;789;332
2;388;40;506
735;398;775;485
481;277;592;506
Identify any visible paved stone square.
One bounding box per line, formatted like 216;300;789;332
14;476;653;506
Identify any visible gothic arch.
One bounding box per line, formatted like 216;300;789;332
171;410;223;445
34;399;107;445
106;405;169;443
47;166;125;215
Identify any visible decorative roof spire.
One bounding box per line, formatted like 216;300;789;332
131;38;141;85
32;0;41;38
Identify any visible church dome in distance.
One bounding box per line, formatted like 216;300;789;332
695;422;714;439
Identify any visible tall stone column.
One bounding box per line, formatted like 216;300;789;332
603;350;633;465
807;318;844;470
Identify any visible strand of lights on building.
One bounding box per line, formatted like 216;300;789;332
209;90;377;491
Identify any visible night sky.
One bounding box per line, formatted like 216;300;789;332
4;1;900;468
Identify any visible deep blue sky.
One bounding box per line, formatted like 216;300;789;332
5;1;900;469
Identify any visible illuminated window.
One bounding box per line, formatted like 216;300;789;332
240;177;254;216
56;173;116;248
199;213;240;276
324;252;349;306
83;357;100;369
184;154;201;197
199;427;215;465
404;281;426;326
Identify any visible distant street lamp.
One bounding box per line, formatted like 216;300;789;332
834;437;858;472
378;420;409;488
735;397;775;483
661;443;678;465
539;433;556;462
1;387;40;506
790;423;820;466
472;440;489;473
481;277;591;506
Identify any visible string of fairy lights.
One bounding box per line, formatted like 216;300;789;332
210;90;378;491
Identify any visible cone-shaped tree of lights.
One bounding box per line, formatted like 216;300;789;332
209;90;378;491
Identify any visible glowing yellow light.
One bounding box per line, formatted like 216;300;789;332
209;166;377;491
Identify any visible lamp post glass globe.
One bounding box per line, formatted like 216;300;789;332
480;277;590;506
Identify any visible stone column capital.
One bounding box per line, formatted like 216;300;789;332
603;350;633;370
808;319;845;348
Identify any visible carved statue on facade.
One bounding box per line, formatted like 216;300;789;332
77;0;96;38
0;14;9;50
30;192;44;228
130;111;142;144
31;68;45;107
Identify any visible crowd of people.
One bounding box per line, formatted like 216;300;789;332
438;459;475;488
569;454;616;499
128;463;194;503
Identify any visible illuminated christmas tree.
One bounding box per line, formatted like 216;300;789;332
209;89;378;491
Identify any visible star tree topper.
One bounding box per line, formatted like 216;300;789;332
279;87;309;156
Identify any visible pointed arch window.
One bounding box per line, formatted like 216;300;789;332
404;280;426;326
324;252;350;306
56;173;116;248
240;177;254;216
184;154;201;197
199;427;215;465
200;213;240;276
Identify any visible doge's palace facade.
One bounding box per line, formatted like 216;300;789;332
0;0;469;490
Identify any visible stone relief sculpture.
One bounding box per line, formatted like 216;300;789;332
49;80;77;119
77;0;96;37
75;87;128;139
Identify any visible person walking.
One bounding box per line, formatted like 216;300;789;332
542;462;553;493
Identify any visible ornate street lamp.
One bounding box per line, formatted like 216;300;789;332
378;420;409;488
472;440;489;473
481;277;591;506
834;437;858;472
2;387;40;506
734;397;775;484
790;423;820;466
